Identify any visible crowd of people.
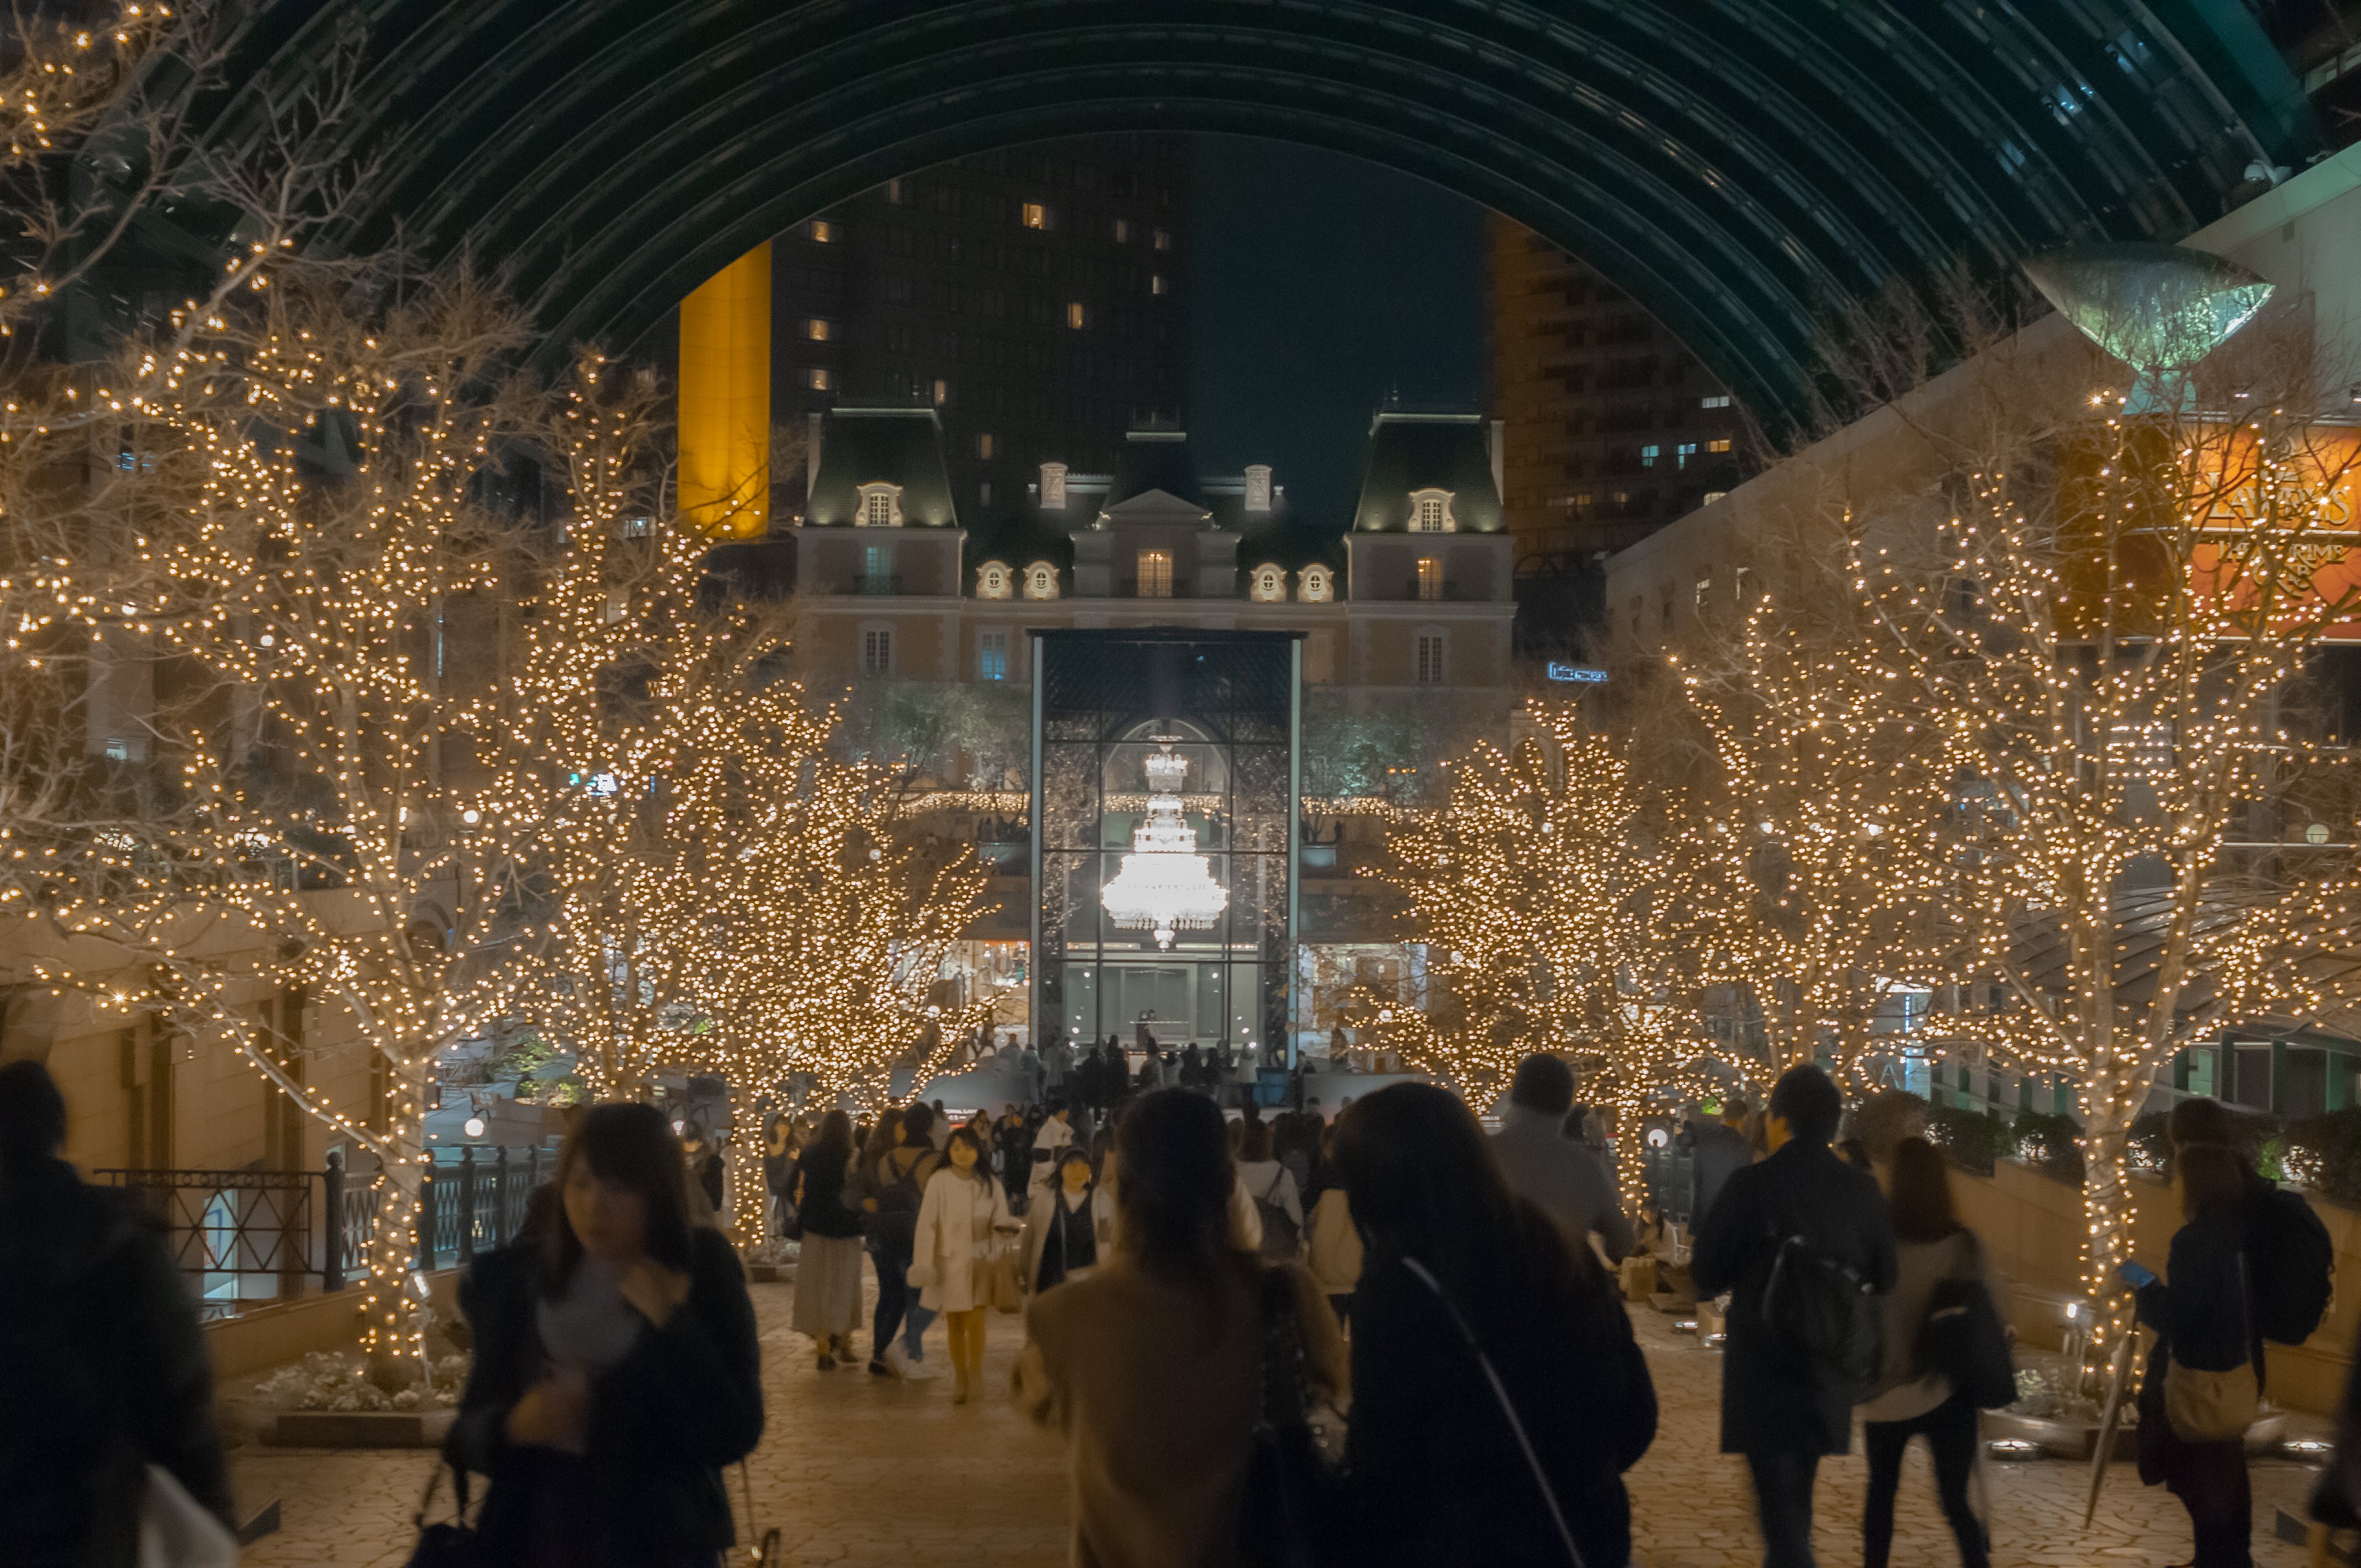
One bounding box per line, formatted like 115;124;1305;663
0;1046;2349;1568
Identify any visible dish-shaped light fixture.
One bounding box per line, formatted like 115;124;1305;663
2021;243;2273;373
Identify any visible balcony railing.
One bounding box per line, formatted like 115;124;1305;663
1404;577;1467;602
846;573;904;595
1116;578;1194;598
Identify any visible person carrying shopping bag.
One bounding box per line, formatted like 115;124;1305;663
911;1126;1020;1403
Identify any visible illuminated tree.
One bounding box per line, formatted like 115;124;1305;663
1362;701;1724;1195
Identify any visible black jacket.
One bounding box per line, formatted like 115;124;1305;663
448;1226;763;1566
1691;1139;1897;1456
792;1146;865;1240
0;1160;232;1568
1347;1238;1654;1568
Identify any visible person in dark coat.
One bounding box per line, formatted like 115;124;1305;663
1692;1064;1897;1568
0;1061;232;1568
1685;1097;1754;1231
449;1102;763;1568
1338;1083;1656;1568
2132;1142;2262;1568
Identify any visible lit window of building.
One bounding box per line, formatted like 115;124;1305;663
1299;565;1334;603
1138;549;1173;598
977;432;996;459
932;378;951;406
1150;274;1168;296
978;630;1009;680
806;366;833;392
1152;228;1172;251
1251;564;1286;602
1416;557;1444;601
806;318;834;341
1676;442;1698;470
1640;444;1661;469
884;178;906;205
1415;632;1446;684
1700;394;1732;409
1708;438;1733;453
809;219;835;243
1021;202;1049;230
977;563;1012;600
862;628;893;674
1067;302;1087;330
1704;489;1729;504
1113;217;1130;242
1024;561;1060;600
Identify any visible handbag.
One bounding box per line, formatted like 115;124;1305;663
1237;1267;1345;1568
2163;1249;2260;1444
139;1463;237;1568
987;1248;1026;1313
404;1461;488;1568
1401;1257;1587;1568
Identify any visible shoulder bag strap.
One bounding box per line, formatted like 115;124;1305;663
1400;1257;1587;1568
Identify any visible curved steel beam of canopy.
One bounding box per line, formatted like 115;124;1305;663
176;0;2314;435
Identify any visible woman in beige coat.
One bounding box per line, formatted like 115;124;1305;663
910;1126;1017;1402
1016;1090;1345;1568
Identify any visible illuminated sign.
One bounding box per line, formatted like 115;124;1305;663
1546;662;1609;683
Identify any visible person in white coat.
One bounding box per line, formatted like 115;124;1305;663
910;1126;1019;1403
1028;1099;1076;1204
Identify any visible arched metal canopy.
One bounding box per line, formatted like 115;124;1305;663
181;0;2315;433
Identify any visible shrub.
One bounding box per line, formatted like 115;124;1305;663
1927;1104;2006;1175
2010;1109;2086;1185
2286;1108;2361;1207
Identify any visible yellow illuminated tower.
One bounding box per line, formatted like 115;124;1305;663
677;243;772;536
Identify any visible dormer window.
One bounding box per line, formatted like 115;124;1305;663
1250;564;1286;603
1299;565;1334;603
1408;488;1456;532
1024;561;1060;600
977;562;1013;600
856;482;904;527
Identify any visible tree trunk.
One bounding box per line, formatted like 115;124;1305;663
362;1057;433;1383
2077;1048;2147;1376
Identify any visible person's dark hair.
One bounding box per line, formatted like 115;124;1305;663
2175;1142;2245;1222
2167;1097;2234;1152
900;1101;937;1140
1046;1097;1068;1117
1112;1090;1241;1285
0;1059;68;1177
542;1102;698;1290
1509;1053;1576;1118
1335;1083;1593;1341
1056;1147;1095;1182
1767;1064;1843;1146
1238;1117;1275;1163
1721;1097;1750;1124
812;1108;854;1156
1887;1136;1962;1243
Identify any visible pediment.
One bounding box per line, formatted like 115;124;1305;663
1102;487;1211;524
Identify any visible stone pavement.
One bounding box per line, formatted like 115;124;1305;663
232;1275;2324;1567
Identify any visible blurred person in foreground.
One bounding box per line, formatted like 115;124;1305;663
1016;1089;1344;1568
1340;1082;1656;1567
449;1101;762;1568
0;1059;232;1568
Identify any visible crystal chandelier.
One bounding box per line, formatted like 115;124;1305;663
1101;740;1228;949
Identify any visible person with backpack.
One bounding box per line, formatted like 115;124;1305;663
1692;1063;1896;1568
2167;1097;2335;1357
1015;1090;1344;1568
1233;1116;1304;1261
2132;1142;2267;1568
0;1061;233;1568
855;1104;945;1380
1490;1053;1635;1264
1337;1083;1656;1567
1856;1136;1995;1568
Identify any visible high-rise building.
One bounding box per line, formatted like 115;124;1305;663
1488;214;1744;566
771;135;1190;518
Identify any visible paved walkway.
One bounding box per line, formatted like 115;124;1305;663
233;1276;2322;1567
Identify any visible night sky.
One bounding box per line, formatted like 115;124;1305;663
1187;137;1489;531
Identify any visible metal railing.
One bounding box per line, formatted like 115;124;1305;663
96;1143;556;1306
1403;576;1467;602
846;573;903;595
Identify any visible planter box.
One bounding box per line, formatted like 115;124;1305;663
268;1409;454;1449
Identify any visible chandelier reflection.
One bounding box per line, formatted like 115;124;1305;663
1100;739;1228;950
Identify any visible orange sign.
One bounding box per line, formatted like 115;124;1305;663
2189;422;2361;641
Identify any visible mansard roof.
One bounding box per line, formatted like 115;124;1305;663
804;406;959;528
1351;411;1505;533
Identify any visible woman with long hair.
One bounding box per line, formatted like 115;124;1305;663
790;1108;866;1370
1856;1136;1990;1568
1334;1083;1655;1568
1017;1089;1345;1568
1020;1147;1109;1295
448;1102;763;1568
853;1105;945;1380
910;1125;1018;1403
2135;1142;2263;1568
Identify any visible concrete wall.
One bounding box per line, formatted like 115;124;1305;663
1954;1159;2357;1417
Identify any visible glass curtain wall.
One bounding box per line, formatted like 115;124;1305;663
1031;629;1299;1069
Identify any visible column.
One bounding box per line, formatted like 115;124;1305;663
677;243;773;538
